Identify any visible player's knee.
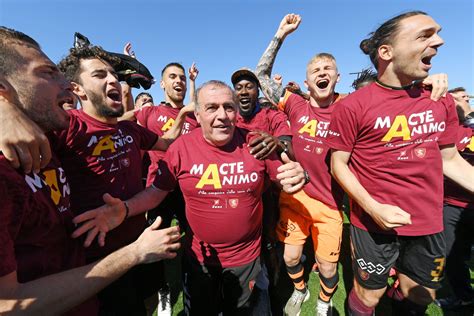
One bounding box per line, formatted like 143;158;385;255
354;282;384;308
317;260;337;277
283;251;301;267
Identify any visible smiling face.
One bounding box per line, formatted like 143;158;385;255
195;84;237;147
305;56;340;104
384;14;444;85
7;43;72;131
233;78;259;116
160;65;187;106
74;58;124;118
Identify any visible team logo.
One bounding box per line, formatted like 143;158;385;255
212;199;222;209
120;158;130;167
229;198;239;208
358;268;370;281
357;258;386;275
315;147;324;155
414;148;426;158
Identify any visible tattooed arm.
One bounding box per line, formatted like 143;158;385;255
255;14;302;105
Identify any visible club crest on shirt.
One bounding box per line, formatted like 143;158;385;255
229;198;239;208
414;148;426;158
315;147;324;155
120;158;131;167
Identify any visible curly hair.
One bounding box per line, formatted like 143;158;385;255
57;45;120;83
352;68;377;90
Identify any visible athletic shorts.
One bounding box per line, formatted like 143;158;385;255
183;256;261;316
350;225;446;290
277;190;343;262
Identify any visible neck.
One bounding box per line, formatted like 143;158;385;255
165;97;184;109
83;104;117;124
309;93;336;108
378;65;415;88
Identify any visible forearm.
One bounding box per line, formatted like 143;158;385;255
189;79;196;103
255;32;286;105
118;109;138;122
126;186;168;217
121;83;134;112
1;244;138;315
331;156;379;215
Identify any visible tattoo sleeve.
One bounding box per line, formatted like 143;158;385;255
255;36;285;106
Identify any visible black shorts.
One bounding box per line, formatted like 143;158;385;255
183;256;261;316
350;225;445;290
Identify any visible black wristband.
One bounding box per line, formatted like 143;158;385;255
303;170;310;185
123;201;130;220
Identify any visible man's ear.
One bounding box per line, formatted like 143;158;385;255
71;81;86;100
0;76;16;102
378;44;393;62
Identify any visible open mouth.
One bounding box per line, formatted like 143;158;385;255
107;90;122;103
316;79;329;89
239;97;251;106
58;96;74;108
173;86;184;93
421;56;432;67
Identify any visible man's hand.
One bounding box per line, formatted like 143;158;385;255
0;98;51;173
276;14;302;38
72;193;127;247
189;62;199;81
273;74;283;86
276;152;305;193
248;131;278;159
366;202;412;230
132;217;181;264
123;42;136;58
420;73;448;101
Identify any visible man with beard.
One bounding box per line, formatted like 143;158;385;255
134;92;154;109
133;62;199;315
231;68;294;314
327;11;474;316
56;46;193;315
0;27;181;315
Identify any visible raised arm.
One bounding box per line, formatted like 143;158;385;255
188;62;199;103
255;14;301;105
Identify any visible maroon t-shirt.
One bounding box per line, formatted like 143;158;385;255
278;91;344;209
236;106;291;138
327;83;458;236
444;124;474;209
0;153;97;315
54;110;158;259
135;103;199;186
153;127;282;268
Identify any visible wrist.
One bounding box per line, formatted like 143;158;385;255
123;201;130;220
303;170;310;185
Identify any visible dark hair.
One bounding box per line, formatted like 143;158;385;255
57;45;120;83
135;92;153;103
448;87;466;94
352;68;377;90
0;27;40;76
161;62;185;77
360;11;428;68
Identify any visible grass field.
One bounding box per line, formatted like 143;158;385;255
159;216;474;316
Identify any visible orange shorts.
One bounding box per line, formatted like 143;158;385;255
277;190;343;262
